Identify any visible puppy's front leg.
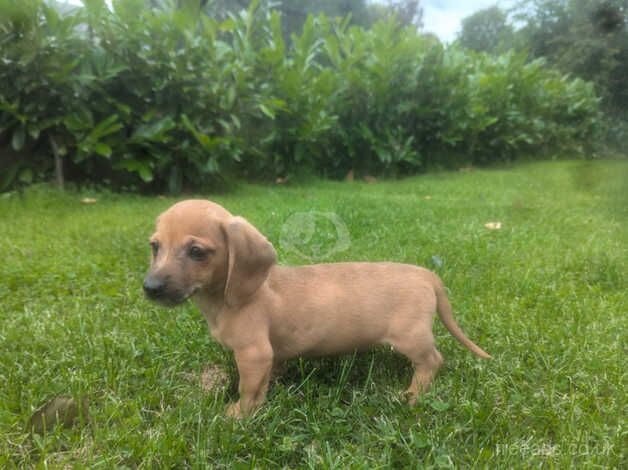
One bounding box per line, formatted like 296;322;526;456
226;345;273;418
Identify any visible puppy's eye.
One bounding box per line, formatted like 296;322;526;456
188;245;207;261
150;241;159;257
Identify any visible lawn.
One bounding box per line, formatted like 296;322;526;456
0;160;626;468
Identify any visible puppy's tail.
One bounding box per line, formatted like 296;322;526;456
432;273;492;359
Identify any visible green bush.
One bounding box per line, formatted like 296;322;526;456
0;0;604;191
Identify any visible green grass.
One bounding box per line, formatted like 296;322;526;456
1;160;626;468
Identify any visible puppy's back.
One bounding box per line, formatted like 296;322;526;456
265;262;438;357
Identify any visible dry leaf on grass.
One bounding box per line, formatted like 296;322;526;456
45;437;93;468
199;365;230;392
484;222;502;230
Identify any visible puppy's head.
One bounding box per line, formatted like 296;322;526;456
143;199;276;307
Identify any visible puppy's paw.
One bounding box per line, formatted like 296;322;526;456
401;390;418;406
225;401;242;419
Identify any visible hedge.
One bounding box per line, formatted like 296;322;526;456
0;0;602;191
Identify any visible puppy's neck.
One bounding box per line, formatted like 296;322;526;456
193;289;225;332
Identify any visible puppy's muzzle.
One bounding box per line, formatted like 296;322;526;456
143;275;167;299
143;273;192;306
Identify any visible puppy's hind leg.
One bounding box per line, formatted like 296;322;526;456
389;330;443;405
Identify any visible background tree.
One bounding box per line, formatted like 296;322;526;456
368;0;423;28
276;0;370;36
195;0;370;36
457;5;514;54
455;0;627;149
511;0;627;122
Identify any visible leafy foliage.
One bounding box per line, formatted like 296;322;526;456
458;0;627;153
0;0;603;191
511;0;628;115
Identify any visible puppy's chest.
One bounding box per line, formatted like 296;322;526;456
204;312;228;345
195;299;229;346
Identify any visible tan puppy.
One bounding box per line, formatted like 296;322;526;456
144;200;491;417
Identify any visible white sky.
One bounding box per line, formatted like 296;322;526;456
65;0;513;43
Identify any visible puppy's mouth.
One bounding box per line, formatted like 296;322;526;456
145;286;200;307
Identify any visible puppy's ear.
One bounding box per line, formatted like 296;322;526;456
223;216;276;307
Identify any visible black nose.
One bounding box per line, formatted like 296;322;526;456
143;276;166;298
